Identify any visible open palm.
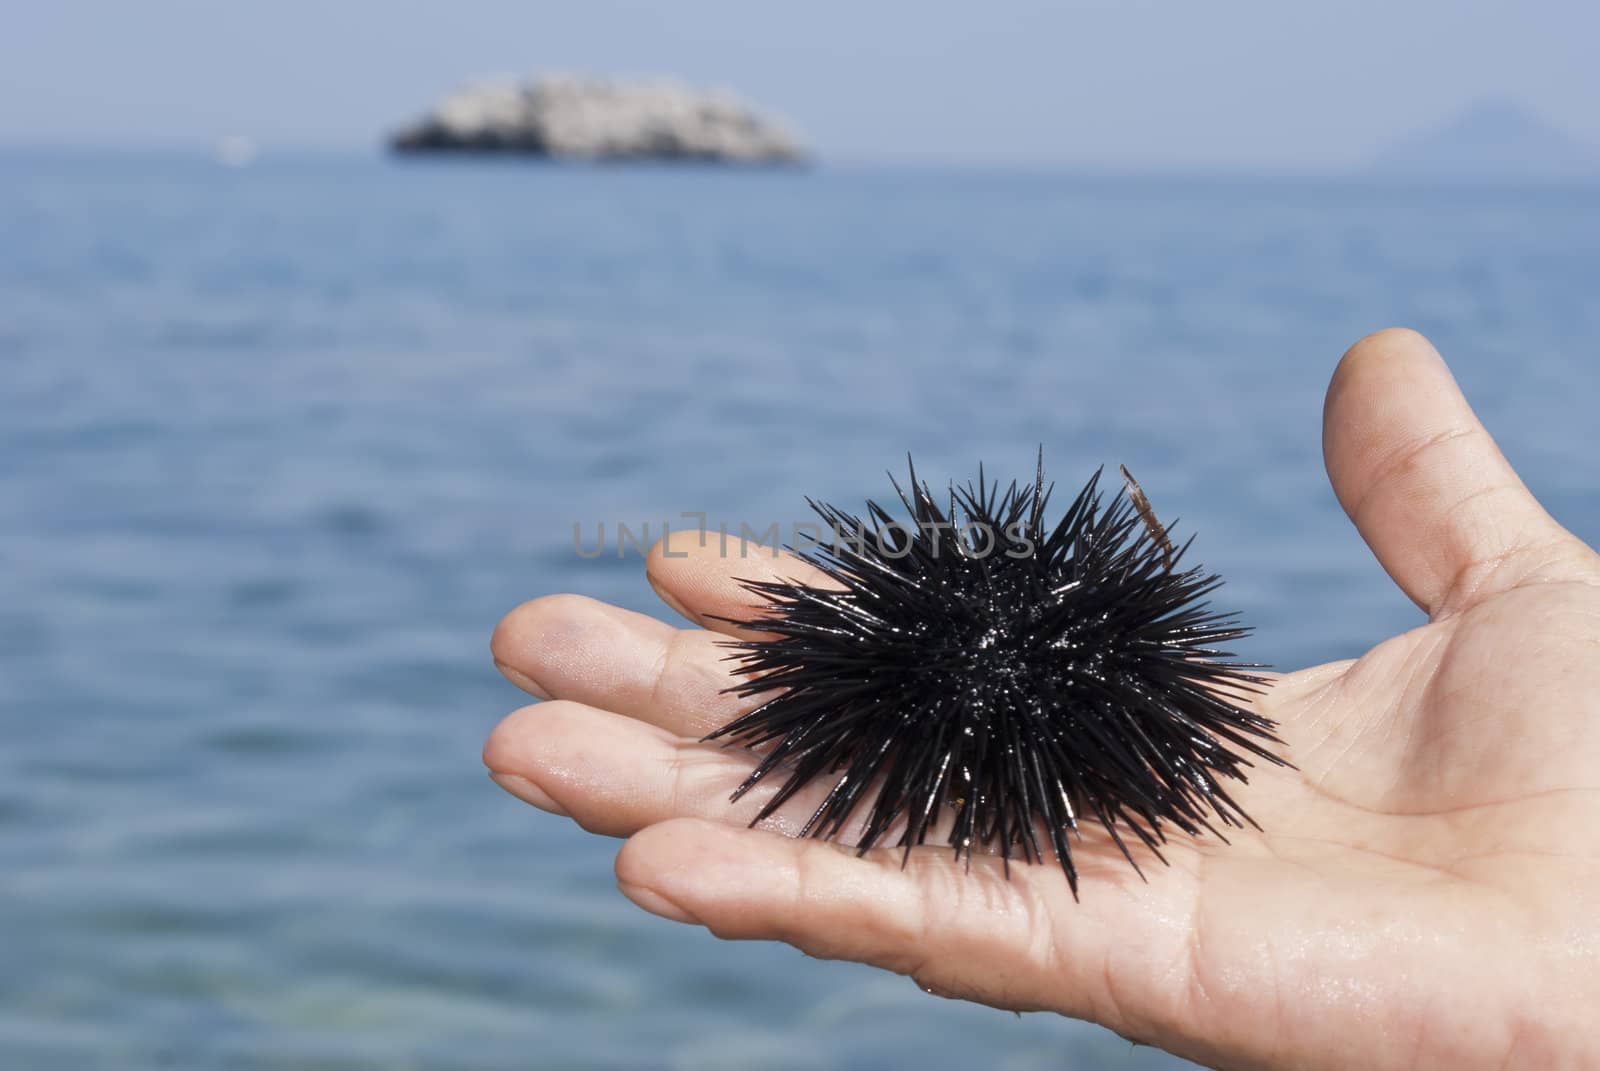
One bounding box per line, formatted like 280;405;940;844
485;329;1600;1070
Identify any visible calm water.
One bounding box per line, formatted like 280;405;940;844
2;151;1597;1070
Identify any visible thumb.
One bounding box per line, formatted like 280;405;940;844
1322;328;1588;618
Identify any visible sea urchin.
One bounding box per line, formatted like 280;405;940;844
707;458;1289;893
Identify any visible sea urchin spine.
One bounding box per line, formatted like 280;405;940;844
706;458;1289;894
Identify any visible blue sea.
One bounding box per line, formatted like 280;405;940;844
2;150;1597;1070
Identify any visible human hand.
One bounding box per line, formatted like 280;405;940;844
485;328;1600;1070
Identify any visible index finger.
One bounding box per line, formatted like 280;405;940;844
646;530;839;639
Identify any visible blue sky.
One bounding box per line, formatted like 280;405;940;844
4;0;1596;169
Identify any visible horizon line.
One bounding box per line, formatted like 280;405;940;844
4;142;1599;187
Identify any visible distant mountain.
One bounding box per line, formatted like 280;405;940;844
1370;99;1598;182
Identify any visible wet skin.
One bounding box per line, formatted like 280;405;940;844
485;329;1600;1071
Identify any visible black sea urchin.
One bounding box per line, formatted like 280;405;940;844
706;458;1289;893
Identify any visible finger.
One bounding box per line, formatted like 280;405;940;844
485;695;1250;877
483;700;768;835
490;594;756;736
482;699;923;841
1323;327;1586;617
646;529;837;638
614;817;1200;1033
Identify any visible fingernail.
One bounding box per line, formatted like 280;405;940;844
494;660;552;700
489;771;568;816
646;573;700;625
618;879;701;925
